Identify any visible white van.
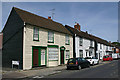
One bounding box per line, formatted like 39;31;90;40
112;53;119;59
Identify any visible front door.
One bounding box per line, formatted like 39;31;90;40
41;49;46;65
33;49;39;66
61;50;64;64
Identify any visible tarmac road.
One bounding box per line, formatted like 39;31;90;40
44;60;119;78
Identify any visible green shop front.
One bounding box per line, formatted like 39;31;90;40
32;45;67;67
32;46;47;67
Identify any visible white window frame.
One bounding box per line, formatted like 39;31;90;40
33;27;39;41
79;50;83;57
48;31;54;43
48;48;58;61
79;37;83;46
66;50;70;59
65;35;70;45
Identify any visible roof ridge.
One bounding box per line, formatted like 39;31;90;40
13;7;63;26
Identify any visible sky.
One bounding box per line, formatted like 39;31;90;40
1;2;118;42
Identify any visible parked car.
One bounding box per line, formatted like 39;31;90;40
85;56;99;66
103;55;113;61
66;57;90;70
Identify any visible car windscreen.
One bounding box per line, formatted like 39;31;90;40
68;58;78;63
103;56;109;58
92;57;97;59
85;57;92;59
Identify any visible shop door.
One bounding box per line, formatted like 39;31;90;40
61;50;64;64
41;49;46;65
33;49;39;66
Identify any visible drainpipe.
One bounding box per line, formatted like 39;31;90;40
73;34;76;58
23;22;26;70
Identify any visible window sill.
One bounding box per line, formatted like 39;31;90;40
48;60;58;61
65;43;70;45
66;59;68;60
48;41;54;43
33;40;39;42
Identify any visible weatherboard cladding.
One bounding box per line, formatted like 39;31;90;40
65;25;112;47
13;7;72;36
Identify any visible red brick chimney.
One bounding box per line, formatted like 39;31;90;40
74;22;80;31
48;16;52;20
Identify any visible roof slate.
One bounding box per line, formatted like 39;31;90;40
65;25;113;46
13;7;72;35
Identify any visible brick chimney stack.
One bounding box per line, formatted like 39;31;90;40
109;41;111;43
74;22;81;31
48;16;52;20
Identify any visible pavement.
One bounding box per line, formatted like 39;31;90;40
2;65;66;79
2;60;109;79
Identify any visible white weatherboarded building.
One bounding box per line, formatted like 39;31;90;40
65;24;95;58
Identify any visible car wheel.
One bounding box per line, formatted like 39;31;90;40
88;63;90;68
78;65;81;70
67;67;70;70
97;61;99;64
92;62;94;66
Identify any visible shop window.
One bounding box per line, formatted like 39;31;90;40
48;48;58;61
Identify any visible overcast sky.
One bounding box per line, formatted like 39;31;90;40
2;2;118;42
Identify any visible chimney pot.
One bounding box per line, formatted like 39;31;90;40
74;22;81;31
48;16;52;20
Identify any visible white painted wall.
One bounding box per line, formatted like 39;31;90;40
23;24;73;70
96;42;114;60
75;36;95;58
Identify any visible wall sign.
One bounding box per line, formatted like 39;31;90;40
12;60;19;69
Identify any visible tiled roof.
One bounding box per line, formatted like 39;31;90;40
65;25;113;46
65;25;93;40
13;7;72;35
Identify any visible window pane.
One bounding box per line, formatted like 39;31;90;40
48;32;54;42
79;50;83;57
65;35;69;44
33;27;39;40
66;50;70;59
48;48;58;60
79;37;83;46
